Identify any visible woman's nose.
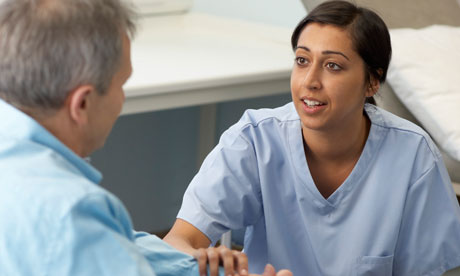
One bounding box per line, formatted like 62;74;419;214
303;65;322;91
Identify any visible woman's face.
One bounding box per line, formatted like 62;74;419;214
290;23;376;133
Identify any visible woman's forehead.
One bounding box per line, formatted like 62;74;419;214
297;23;353;49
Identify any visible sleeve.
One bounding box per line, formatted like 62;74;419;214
49;194;224;276
393;159;460;275
177;126;263;244
45;193;158;276
133;231;224;276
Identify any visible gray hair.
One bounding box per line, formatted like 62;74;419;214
0;0;136;109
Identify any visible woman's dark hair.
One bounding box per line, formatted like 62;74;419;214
291;0;391;105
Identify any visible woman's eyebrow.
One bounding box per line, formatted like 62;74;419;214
295;46;350;61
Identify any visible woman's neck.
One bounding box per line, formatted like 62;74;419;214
303;112;370;165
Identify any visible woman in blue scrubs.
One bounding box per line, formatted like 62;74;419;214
164;1;460;275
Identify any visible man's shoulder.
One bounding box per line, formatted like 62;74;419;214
0;165;132;276
0;162;110;221
0;138;117;226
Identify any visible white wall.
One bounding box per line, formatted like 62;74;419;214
192;0;306;28
92;0;305;233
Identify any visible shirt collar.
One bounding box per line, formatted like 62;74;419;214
0;99;102;184
364;103;385;127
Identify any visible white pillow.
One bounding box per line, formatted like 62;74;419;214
387;25;460;162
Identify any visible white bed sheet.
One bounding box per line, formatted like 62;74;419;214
387;25;460;162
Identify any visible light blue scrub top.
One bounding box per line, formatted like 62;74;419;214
178;102;460;276
0;99;217;275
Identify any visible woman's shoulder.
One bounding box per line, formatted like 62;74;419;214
218;102;298;146
235;102;298;129
366;104;424;133
366;104;442;161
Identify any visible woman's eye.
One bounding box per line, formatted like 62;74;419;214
295;57;308;65
326;62;341;71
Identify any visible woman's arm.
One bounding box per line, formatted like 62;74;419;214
164;219;249;276
163;219;211;255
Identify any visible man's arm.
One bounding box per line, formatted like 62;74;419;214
49;193;157;275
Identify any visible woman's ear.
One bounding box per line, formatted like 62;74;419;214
366;69;383;97
66;85;96;126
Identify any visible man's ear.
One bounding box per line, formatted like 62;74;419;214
67;85;96;126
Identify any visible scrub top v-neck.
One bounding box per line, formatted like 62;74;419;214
287;105;386;209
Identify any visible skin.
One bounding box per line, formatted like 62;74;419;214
164;219;250;276
82;34;132;157
291;23;379;198
164;21;380;274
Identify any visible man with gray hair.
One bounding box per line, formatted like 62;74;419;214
0;0;292;275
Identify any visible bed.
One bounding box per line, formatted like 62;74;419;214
300;0;460;197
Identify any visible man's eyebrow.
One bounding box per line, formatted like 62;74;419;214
295;46;350;61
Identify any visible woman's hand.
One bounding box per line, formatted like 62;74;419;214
164;220;292;276
255;264;292;276
193;247;293;276
194;245;248;276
